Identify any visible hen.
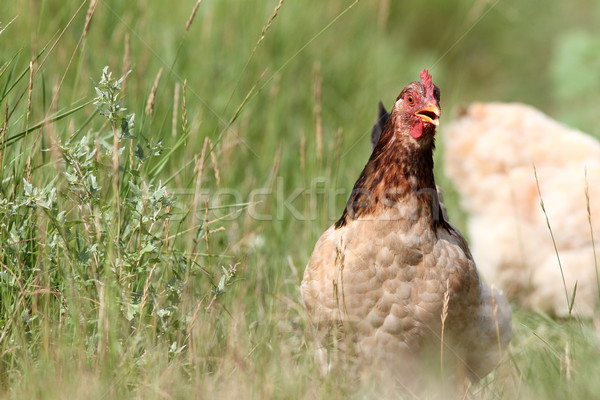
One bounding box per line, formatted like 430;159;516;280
302;71;511;391
444;102;600;317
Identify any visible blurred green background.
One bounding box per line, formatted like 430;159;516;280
3;0;598;233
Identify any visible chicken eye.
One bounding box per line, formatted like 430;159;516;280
407;96;414;105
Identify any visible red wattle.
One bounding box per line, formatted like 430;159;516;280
410;122;423;139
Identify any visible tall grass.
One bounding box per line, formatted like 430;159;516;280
0;0;599;398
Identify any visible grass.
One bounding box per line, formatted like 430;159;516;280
0;0;599;398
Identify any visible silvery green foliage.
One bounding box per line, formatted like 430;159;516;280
62;137;101;204
19;179;57;210
93;66;133;129
0;66;239;357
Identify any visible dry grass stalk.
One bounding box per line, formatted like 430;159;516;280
584;170;600;299
468;0;494;23
25;156;32;183
164;203;171;249
26;61;34;131
181;80;189;136
208;137;221;187
145;67;163;116
270;72;281;98
112;131;119;189
565;341;572;381
112;97;121;243
0;104;7;168
96;282;109;360
333;127;343;167
128;137;135;172
172;82;180;137
121;33;131;93
94;137;101;164
266;145;282;191
197;138;209;190
166;223;226;243
491;285;502;355
378;0;390;30
191;138;209;229
45;82;63;164
330;240;350;368
534;165;571;315
203;198;211;252
254;0;286;52
138;263;158;324
334;241;348;320
82;0;99;38
185;0;204;32
201;3;214;42
312;62;323;162
440;277;450;376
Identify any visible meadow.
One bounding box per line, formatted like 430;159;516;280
0;0;599;398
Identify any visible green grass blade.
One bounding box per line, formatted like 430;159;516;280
5;99;93;147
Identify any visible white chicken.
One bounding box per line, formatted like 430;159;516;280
444;102;600;317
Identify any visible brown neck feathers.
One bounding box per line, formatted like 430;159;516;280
335;116;445;229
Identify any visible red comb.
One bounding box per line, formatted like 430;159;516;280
420;69;435;98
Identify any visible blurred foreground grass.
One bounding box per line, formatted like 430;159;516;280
0;0;600;398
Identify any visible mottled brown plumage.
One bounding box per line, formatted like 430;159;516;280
301;71;511;392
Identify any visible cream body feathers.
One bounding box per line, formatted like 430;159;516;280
302;208;511;382
444;102;600;317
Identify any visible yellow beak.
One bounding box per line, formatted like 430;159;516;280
415;104;440;126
